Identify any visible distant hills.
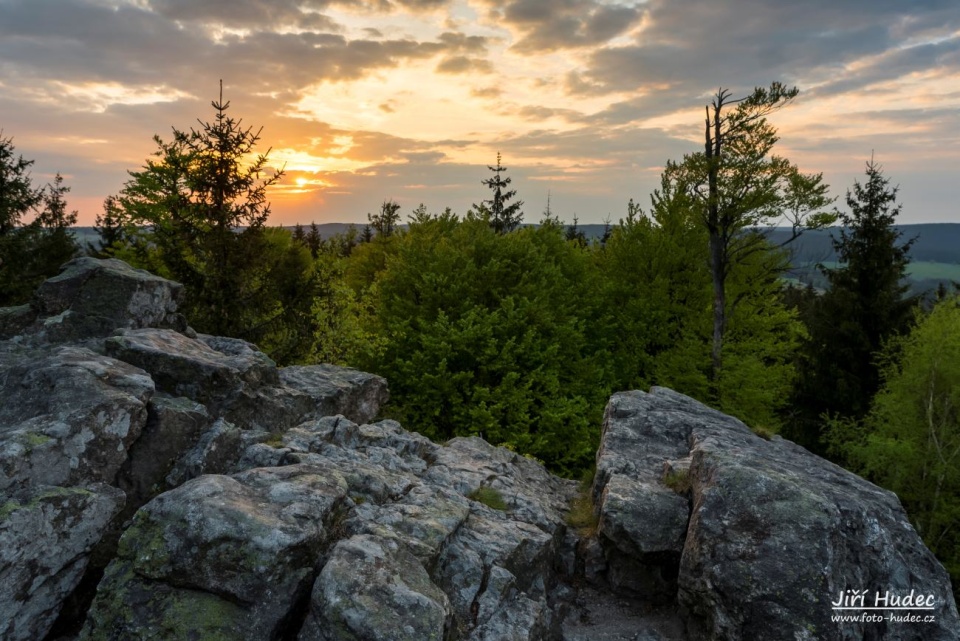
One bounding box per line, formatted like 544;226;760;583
71;222;960;293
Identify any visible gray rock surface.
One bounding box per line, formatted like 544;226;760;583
300;533;452;641
0;345;154;493
0;483;124;641
81;465;347;641
0;259;391;640
26;257;187;343
594;388;960;641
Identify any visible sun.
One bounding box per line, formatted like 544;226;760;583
295;177;308;187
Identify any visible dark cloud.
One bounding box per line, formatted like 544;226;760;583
572;0;960;100
436;55;493;74
147;0;335;28
513;105;582;122
471;86;503;99
481;0;642;53
437;31;490;54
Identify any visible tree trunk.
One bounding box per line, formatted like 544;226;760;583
710;232;725;382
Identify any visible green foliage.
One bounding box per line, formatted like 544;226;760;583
663;468;692;494
658;83;833;385
107;88;326;364
597;189;802;430
468;486;507;511
788;160;916;451
480;152;523;234
0;135;78;305
828;296;960;597
566;495;599;535
350;213;608;475
368;200;401;238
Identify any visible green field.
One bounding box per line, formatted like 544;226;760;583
814;261;960;283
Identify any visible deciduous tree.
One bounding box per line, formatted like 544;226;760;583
659;84;833;387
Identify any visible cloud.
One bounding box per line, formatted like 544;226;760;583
436;55;494;74
571;0;960;100
471;86;503;99
479;0;642;53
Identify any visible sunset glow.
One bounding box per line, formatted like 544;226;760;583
1;0;958;225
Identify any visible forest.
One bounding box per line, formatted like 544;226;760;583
1;83;957;592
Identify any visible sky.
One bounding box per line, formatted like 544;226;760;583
1;0;958;227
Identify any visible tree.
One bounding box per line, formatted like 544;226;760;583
368;199;401;238
110;85;321;362
352;215;609;475
828;296;960;595
0;135;78;304
599;185;802;431
90;196;127;257
659;83;833;386
481;152;523;234
789;159;916;450
32;173;79;272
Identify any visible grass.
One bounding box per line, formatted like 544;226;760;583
808;260;960;283
663;468;692;495
262;433;285;448
752;426;774;440
565;466;599;536
468;486;507;511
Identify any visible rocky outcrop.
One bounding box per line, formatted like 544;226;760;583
2;258;958;641
81;415;576;641
0;258;388;641
592;388;960;640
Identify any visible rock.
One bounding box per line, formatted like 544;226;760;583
29;257;186;342
81;466;349;641
104;329;278;409
595;387;960;640
0;304;36;340
104;330;387;433
115;395;211;507
280;364;389;425
300;533;452;641
0;345;154;493
0;483;125;641
164;417;243;487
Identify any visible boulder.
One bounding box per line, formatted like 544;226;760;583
115;394;211;507
0;483;125;641
0;345;154;493
594;388;960;640
280;364;389;425
104;329;279;408
28;257;187;343
81;465;349;641
300;533;452;641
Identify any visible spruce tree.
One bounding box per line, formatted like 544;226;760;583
109;85;323;362
788;159;915;452
481;152;523;234
0;137;77;304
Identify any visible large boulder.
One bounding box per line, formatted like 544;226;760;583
594;388;960;640
0;483;124;641
21;257;186;343
300;533;452;641
0;345;154;494
0;259;391;639
81;465;349;641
